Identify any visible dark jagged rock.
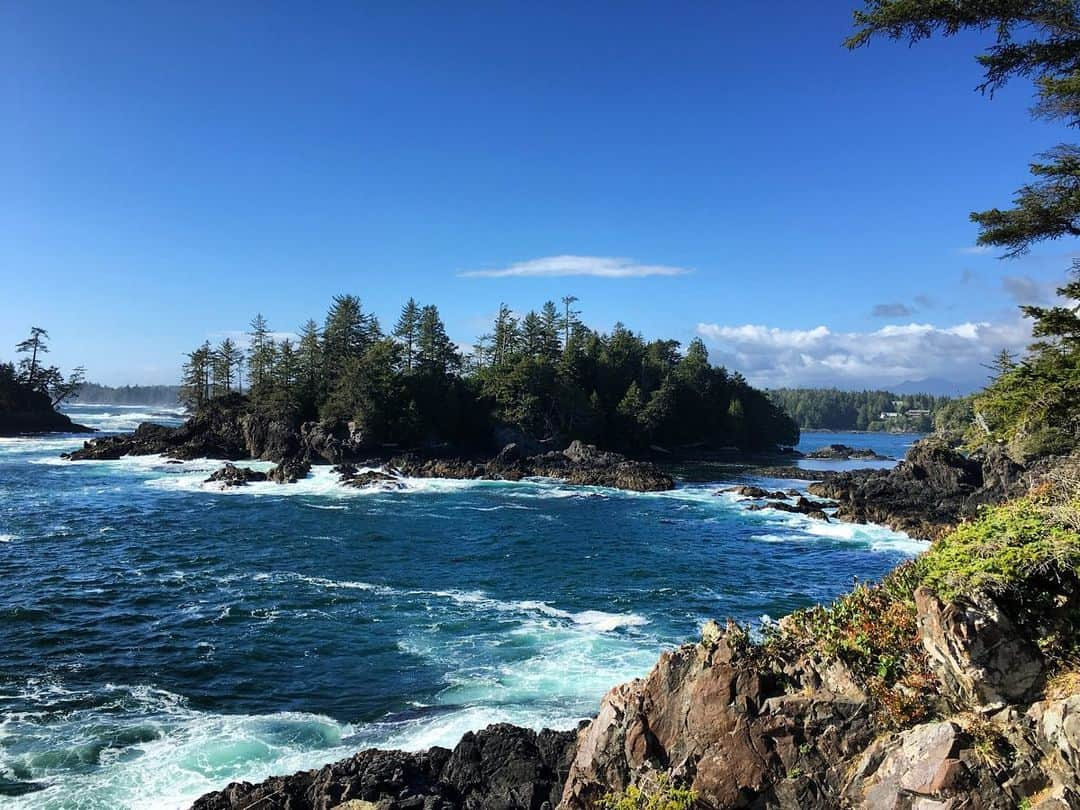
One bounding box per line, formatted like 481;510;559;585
302;420;370;464
190;724;578;810
808;438;1032;539
268;456;311;484
723;485;790;499
337;467;405;490
391;442;675;493
205;463;268;487
805;443;888;460
745;496;834;520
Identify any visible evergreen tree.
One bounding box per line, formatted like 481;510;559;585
847;1;1080;256
15;327;49;387
540;301;561;361
247;314;275;395
393;298;421;371
297;319;323;412
213;338;241;395
492;304;520;366
560;295;580;348
181;342;213;410
416;305;460;375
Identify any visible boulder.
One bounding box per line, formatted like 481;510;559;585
916;587;1044;711
562;440;622;467
806;444;887;461
205;463;268;487
268;456;311;484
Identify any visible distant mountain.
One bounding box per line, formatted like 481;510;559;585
891;377;979;397
77;382;181;406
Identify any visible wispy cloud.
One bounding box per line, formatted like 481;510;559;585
1001;274;1059;306
871;303;915;318
695;318;1031;389
460;255;692;279
958;245;993;256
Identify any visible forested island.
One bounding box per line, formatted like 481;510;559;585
174;295;798;456
0;328;90;435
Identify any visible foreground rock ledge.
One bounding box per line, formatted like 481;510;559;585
193;588;1080;810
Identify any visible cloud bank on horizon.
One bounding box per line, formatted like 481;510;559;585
460;255;692;278
696;318;1033;392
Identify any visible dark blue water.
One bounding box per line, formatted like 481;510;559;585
0;406;925;809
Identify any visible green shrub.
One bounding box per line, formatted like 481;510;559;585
598;775;696;810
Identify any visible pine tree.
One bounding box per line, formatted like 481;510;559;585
324;295;379;385
492;304;520;366
247;314;274;395
15;327;49;388
393;298;421;371
416;305;460;375
540;301;561;361
521;311;544;357
560;296;580;349
213;338;241;395
181;342;213;410
297;319;323;409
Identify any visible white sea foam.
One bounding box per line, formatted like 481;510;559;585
0;534;15;543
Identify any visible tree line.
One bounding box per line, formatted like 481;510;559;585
181;295;799;453
768;389;949;433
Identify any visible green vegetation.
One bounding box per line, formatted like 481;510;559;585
768;388;946;432
179;295;799;453
969;269;1080;460
759;477;1080;726
599;775;696;810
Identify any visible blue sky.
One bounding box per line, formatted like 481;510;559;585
2;1;1074;390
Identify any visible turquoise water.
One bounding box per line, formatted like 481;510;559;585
0;406;926;809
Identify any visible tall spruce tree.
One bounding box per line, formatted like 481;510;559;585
393;298;421;371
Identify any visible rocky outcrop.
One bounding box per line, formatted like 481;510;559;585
335;466;406;490
0;380;94;436
558;593;1080;809
390;441;675;493
807;439;1033;539
205;463;268;487
190;724;578;810
915;587;1045;711
805;444;888;460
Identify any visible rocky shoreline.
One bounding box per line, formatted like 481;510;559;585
807;438;1037;540
61;397;676;493
187;438;1080;809
192;581;1080;810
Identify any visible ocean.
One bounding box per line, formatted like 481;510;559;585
0;406;925;808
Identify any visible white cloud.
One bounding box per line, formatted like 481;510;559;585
695;318;1032;389
460;255;692;279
